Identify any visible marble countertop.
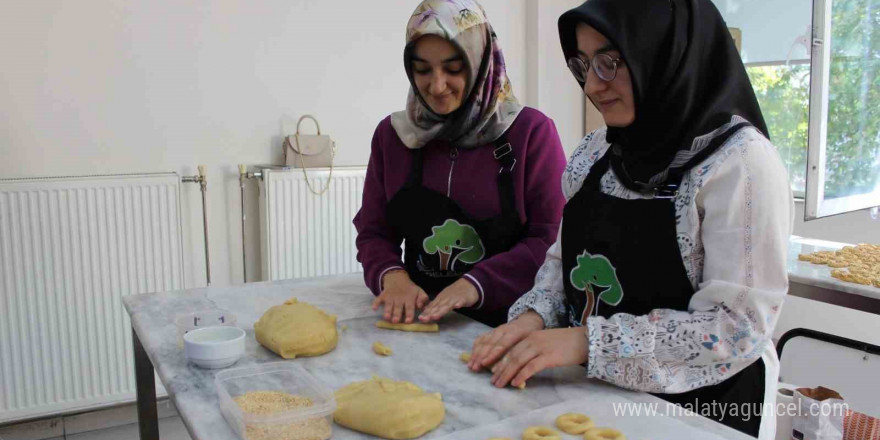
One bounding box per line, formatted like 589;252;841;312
787;236;880;301
123;274;753;440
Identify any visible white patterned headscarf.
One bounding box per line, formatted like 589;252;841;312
391;0;523;149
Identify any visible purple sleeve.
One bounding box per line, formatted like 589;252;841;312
353;125;405;296
465;119;567;313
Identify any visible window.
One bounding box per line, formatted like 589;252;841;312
747;62;811;196
805;0;880;219
718;0;878;218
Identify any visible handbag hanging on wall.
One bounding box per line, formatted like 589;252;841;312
283;114;336;195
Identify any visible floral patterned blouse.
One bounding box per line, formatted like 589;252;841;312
509;116;793;437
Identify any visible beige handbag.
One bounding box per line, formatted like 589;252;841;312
283;114;336;195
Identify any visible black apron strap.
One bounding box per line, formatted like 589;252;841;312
405;147;424;188
493;135;517;218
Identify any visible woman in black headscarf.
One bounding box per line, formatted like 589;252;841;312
468;1;793;437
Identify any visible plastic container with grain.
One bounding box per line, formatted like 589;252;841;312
215;362;335;440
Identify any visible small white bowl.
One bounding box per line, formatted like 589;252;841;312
184;326;246;369
175;310;237;349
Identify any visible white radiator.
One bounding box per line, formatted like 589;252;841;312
0;173;184;423
259;167;367;281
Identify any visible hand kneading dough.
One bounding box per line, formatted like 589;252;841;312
254;298;337;359
334;376;445;439
584;427;626;440
372;341;392;356
460;352;526;389
522;426;561;440
376;320;439;332
554;412;594;434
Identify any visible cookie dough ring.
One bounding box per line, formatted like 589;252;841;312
584;427;626;440
522;426;561;440
554;413;595;434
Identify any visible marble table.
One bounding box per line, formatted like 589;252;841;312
787;236;880;314
123;274;755;440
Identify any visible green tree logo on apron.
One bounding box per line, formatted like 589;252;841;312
422;219;485;273
570;251;624;323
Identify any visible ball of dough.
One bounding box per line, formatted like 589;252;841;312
584;427;626;440
334;376;445;439
522;426;561;440
554;412;594;434
460;352;472;363
254;298;337;359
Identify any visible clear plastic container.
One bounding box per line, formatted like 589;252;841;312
215;362;336;440
175;310;237;348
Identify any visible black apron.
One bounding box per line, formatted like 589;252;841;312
387;136;525;327
561;148;765;437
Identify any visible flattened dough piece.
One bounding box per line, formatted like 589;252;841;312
522;426;561;440
334;376;445;439
584;427;626;440
372;341;392;356
554;412;594;434
254;298;338;359
376;320;439;332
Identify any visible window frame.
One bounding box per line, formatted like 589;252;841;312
805;0;880;219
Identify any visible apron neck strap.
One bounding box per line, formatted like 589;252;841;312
493;134;518;218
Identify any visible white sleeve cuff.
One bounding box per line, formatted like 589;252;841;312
462;274;485;310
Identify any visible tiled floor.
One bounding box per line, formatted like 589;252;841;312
64;416;192;440
0;400;192;440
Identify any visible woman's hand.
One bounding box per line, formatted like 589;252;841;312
372;270;429;324
489;326;589;389
418;278;479;322
467;311;545;372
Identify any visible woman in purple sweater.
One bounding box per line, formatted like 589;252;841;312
353;0;566;327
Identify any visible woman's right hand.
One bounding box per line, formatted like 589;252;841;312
468;310;545;372
372;270;429;324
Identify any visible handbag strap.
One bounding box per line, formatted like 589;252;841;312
294;134;336;196
296;114;321;135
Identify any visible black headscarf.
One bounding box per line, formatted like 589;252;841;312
558;0;769;191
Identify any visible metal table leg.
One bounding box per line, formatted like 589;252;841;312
133;328;160;440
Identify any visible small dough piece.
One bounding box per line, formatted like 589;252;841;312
334;376;445;439
376;320;439;332
584;427;626;440
254;298;338;359
522;426;561;440
373;341;392;356
554;412;594;434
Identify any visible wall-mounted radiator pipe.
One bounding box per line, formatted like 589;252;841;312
182;165;210;285
239;165;264;283
238;164;247;283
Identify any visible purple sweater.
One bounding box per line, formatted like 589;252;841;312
353;107;566;315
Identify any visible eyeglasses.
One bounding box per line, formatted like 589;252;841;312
567;53;624;83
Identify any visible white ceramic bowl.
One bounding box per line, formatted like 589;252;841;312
183;326;246;369
175;310;237;349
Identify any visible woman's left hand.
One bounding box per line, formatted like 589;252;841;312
490;327;589;389
418;278;479;322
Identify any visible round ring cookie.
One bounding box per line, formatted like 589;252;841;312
584;427;626;440
522;426;561;440
554;413;595;434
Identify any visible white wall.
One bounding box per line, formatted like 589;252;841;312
0;0;541;289
525;0;586;156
